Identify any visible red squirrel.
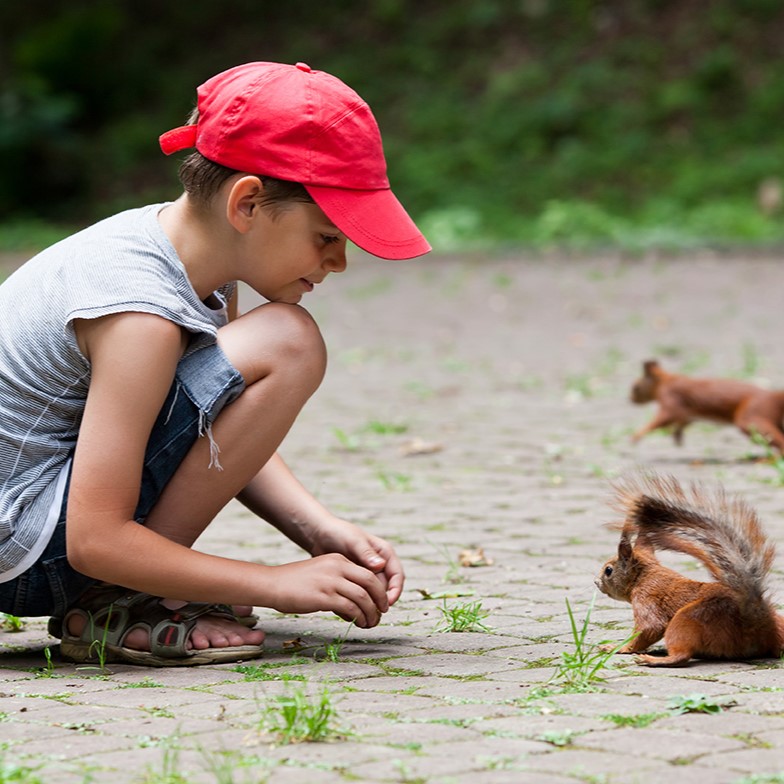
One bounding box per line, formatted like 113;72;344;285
596;473;784;666
630;359;784;451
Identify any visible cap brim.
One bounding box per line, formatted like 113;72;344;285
305;185;431;260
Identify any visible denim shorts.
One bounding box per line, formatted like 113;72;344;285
0;341;245;618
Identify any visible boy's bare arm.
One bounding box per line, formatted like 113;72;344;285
237;456;405;604
65;312;388;627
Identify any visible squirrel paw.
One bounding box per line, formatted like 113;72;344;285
599;643;638;654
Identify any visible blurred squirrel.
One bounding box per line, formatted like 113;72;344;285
596;473;784;666
630;359;784;451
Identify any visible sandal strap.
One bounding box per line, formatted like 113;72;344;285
147;601;234;658
63;588;239;659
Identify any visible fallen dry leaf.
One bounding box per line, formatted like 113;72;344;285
400;437;444;456
458;547;494;567
282;637;305;649
416;588;476;600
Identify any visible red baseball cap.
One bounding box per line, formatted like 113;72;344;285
160;61;431;260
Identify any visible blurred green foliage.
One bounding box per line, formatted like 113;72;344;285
3;0;784;251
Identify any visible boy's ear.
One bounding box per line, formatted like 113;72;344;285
226;175;264;232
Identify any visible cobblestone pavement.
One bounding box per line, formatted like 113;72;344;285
3;250;784;783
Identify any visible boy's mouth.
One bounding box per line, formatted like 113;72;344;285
300;279;315;292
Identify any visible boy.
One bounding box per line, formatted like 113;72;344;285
0;61;430;665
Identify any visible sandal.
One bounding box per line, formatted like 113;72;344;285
52;585;264;667
48;586;260;637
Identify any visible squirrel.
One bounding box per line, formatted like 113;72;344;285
595;473;784;666
629;359;784;451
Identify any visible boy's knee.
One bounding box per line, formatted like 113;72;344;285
220;303;326;386
266;303;327;374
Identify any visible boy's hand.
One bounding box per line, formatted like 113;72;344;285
309;517;405;606
267;555;389;628
237;456;405;606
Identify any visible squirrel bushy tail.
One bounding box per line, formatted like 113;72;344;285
613;473;775;601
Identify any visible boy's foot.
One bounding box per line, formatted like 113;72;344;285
65;601;265;651
54;587;266;666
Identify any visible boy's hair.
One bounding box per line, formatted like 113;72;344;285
178;109;313;214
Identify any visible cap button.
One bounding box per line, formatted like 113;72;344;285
295;62;312;73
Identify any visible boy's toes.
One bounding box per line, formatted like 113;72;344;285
191;618;265;650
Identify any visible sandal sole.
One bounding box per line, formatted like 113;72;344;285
60;637;264;667
48;609;260;641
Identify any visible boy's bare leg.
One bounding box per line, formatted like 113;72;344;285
69;303;326;651
145;302;327;545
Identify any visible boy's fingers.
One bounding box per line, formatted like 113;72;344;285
367;572;390;614
343;559;389;614
386;571;405;605
355;545;385;572
338;572;386;627
334;597;374;628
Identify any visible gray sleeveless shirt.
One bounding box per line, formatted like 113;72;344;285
0;204;234;579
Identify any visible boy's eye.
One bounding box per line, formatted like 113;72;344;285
321;234;340;245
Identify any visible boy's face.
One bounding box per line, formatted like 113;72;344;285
242;201;348;304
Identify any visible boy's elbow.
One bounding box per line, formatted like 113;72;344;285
66;542;97;578
66;535;112;580
66;517;144;582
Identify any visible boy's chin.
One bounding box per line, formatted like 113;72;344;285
267;292;303;305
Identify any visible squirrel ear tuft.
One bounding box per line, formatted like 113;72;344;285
618;537;633;560
643;359;659;376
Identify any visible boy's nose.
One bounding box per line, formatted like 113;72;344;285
324;246;347;274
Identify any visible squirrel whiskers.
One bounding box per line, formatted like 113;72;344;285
596;473;784;666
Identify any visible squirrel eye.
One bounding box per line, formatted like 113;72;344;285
604;565;613;577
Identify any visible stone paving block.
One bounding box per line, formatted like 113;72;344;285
730;691;784;714
521;748;666;780
3;675;120;698
656;710;784;736
397;701;522;725
760;729;784;747
63;685;218;709
716;667;784;689
492;642;577;663
348;740;491;782
17;729;138;760
699;745;784;773
541;691;672;718
185;705;264;733
579;765;740;784
96;714;235;740
0;666;40;682
447;772;577;784
472;712;607;739
266;769;348;784
332;689;442;715
379;652;523;678
0;695;138;722
419;677;537;703
576;726;745;760
602;672;744;699
475;667;557;688
0;718;74;742
195;679;296;702
357;714;484;746
414;632;524;654
278;662;388;683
